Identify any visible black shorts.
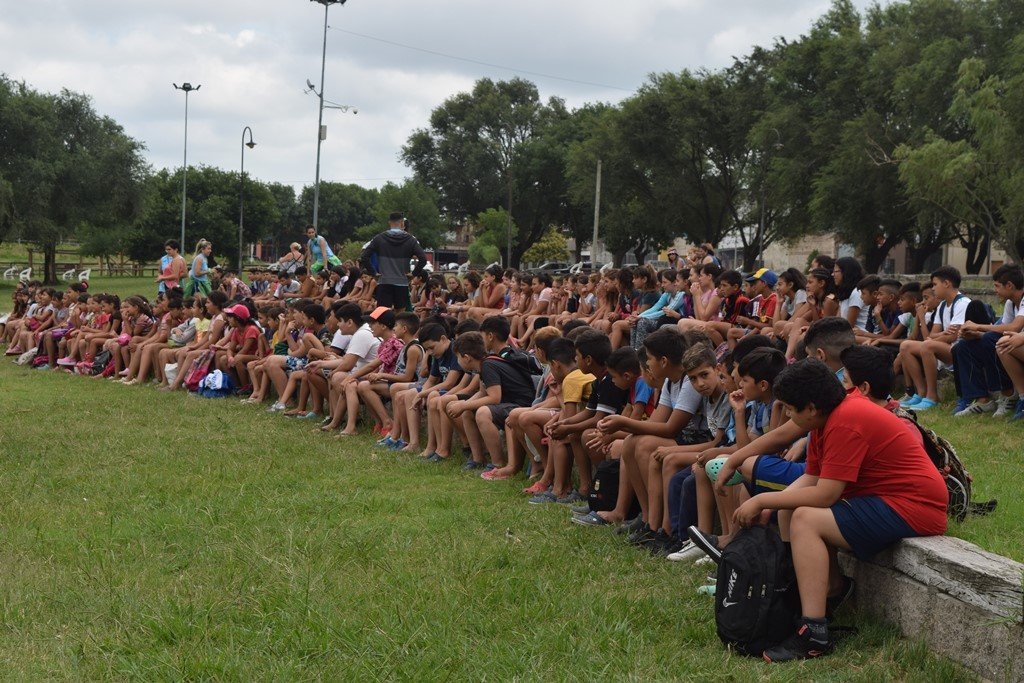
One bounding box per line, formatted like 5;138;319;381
375;284;410;311
456;392;473;401
488;403;520;429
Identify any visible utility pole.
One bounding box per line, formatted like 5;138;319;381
591;159;602;265
173;82;200;249
310;0;347;230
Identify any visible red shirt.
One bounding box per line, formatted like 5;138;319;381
721;294;750;324
757;293;778;322
230;325;261;352
806;393;947;535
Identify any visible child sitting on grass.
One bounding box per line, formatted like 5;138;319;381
358;312;424;438
446;316;539;471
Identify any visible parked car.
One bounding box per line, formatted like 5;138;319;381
567;261;603;274
525;261;569;275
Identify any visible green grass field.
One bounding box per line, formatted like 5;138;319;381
0;360;992;680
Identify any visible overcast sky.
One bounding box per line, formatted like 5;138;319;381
2;1;877;194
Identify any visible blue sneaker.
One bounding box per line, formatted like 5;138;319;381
389;439;408;451
377;436;395;448
899;394;921;407
462;460;482;471
913;398;938;411
426;452;446;463
1010;399;1024;422
952;397;970;415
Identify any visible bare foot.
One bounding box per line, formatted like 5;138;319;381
402;444;420;453
596;510;624;524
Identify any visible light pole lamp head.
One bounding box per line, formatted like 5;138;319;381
310;0;347;5
174;82;200;93
246;141;256;149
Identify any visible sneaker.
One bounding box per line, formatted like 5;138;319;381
1011;398;1024;422
296;412;320;420
528;491;558;505
899;394;921;407
651;535;685;558
951;396;970;415
570;503;591;516
954;400;996;417
686;526;723;564
571;511;610;527
626;524;657;546
641;529;672;552
388;439;408;451
461;460;482;471
426;452;446;463
555;491;584;505
266;402;286;413
615;516;644;536
376;435;395;447
483;463;497;472
993;394;1018;418
56;356;77;367
696;584;717;596
912;398;938;411
666;541;705;562
826;576;855;618
762;623;833;663
34;364;53;371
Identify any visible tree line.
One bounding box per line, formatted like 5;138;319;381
403;0;1024;272
3;0;1023;281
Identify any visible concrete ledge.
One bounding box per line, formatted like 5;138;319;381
839;536;1023;681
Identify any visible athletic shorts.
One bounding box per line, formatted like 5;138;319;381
375;284;411;311
488;402;520;429
284;356;309;374
675;429;712;446
747;455;806;495
832;496;918;560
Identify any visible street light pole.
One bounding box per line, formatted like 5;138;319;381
310;0;347;230
239;126;256;269
173;82;200;249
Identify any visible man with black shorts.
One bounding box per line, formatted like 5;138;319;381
360;212;428;310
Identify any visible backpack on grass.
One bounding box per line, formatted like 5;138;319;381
893;407;996;521
715;525;799;657
90;350;112;376
183;350;215;392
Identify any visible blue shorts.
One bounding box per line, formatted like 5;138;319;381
832;496;918;560
748;455;805;495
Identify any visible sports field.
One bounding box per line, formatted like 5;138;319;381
0;352;998;679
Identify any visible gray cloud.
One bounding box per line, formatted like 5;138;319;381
1;0;877;194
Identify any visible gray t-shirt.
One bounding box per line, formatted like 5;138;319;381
704;391;733;435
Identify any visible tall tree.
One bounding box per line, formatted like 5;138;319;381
0;77;148;283
296;182;377;247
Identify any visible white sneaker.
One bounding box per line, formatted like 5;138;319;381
954;400;996;417
266;402;286;413
993;394;1018;418
666;541;705;562
694;555;713;566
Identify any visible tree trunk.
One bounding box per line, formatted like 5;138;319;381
611;249;628;268
906;245;938;274
43;243;58;285
961;228;988;275
632;242;648;266
862;238;898;274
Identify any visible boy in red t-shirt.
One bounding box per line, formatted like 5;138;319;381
704;270;750;347
733;358;948;663
727;268;779;348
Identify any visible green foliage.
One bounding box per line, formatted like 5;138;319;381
370;180;445;249
468;208;513;265
296;182;376;246
0;76;148;282
128;166;280;268
336;239;364;264
522;227;569;264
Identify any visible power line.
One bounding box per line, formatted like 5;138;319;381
329;27;634;93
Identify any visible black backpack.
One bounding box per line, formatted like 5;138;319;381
588;459;620;512
715;525;799;657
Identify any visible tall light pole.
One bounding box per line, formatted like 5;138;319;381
239;127;256;269
309;0;347;230
173;82;200;249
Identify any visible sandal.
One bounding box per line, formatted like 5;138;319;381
522;481;549;495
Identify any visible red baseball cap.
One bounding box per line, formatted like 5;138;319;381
225;303;251;321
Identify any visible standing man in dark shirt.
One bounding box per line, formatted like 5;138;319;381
446;316;540;470
360;212;428;311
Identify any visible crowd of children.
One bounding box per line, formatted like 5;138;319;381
5;237;1015;663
